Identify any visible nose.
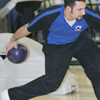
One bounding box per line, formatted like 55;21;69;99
82;9;85;15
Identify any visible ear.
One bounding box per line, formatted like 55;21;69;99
65;6;71;12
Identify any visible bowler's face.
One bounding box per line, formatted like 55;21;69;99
70;1;86;21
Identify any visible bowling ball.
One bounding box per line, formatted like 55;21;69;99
7;43;28;63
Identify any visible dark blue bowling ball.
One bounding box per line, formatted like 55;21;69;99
7;44;28;63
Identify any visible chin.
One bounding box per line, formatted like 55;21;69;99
76;17;82;21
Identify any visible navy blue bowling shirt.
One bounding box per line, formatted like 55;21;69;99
27;4;100;45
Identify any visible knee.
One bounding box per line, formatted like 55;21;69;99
85;69;100;83
45;80;61;93
44;74;64;93
47;84;60;93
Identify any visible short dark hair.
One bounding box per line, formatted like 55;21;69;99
64;0;86;8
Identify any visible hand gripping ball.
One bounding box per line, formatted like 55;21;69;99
7;44;28;63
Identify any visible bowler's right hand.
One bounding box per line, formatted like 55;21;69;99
5;41;18;56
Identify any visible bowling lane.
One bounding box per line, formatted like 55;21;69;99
30;69;97;100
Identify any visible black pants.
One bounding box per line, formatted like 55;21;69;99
8;31;100;100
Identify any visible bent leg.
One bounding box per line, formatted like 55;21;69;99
74;36;100;100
